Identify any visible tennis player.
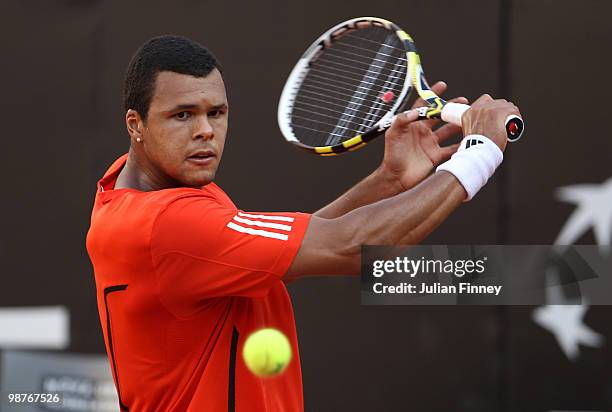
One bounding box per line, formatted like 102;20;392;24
86;36;520;411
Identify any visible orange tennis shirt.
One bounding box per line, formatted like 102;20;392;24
86;154;311;411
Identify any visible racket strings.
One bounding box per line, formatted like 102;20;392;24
300;72;405;109
289;123;350;138
292;99;393;131
292;99;396;133
292;98;365;116
312;37;407;89
344;33;407;53
290;114;362;133
300;76;388;98
312;58;406;84
325;30;405;144
292;102;388;135
325;44;408;67
332;40;408;62
360;54;406;131
308;67;403;94
298;80;400;107
295;88;390;117
306;71;382;93
293;103;362;121
289;26;408;147
333;31;406;140
323;43;390;145
316;51;407;77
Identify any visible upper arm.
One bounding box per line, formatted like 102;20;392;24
150;195;311;316
287;172;467;280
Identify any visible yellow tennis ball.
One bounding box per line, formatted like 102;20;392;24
243;328;292;377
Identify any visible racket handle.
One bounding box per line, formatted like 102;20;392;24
441;102;525;142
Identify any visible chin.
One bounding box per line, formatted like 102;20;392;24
182;171;215;188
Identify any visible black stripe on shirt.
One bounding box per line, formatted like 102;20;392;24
228;326;239;412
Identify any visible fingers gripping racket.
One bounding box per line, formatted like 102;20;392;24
278;17;524;156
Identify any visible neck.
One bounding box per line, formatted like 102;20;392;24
115;147;176;191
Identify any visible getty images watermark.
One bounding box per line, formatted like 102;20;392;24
371;255;501;296
360;245;611;305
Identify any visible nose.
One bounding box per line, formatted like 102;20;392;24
193;115;214;140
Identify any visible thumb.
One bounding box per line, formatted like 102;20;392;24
390;109;419;130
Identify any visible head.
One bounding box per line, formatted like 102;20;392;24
124;35;228;188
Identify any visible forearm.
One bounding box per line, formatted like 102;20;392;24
289;99;518;279
288;171;465;278
314;166;404;219
344;171;465;247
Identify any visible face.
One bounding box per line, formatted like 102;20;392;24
128;69;228;188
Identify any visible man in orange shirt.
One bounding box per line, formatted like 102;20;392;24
86;36;519;411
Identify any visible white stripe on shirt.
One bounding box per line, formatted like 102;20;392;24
226;221;289;241
233;216;292;232
237;212;295;222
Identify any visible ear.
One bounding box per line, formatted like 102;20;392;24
126;109;145;142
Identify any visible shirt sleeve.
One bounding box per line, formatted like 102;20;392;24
150;194;311;317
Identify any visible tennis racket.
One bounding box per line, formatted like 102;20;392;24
277;17;524;156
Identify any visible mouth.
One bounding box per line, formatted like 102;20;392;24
187;150;216;165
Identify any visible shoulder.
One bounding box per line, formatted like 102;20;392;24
151;187;236;231
133;186;223;212
153;183;233;207
153;187;217;204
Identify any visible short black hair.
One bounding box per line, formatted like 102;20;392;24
123;35;222;120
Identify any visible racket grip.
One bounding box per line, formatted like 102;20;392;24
441;102;525;142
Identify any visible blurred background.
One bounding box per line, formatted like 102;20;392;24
0;0;611;411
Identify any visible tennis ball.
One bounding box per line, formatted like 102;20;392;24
243;328;292;377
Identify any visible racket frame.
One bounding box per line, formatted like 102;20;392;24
278;17;416;156
278;16;523;156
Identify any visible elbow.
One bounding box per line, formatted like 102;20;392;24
324;215;362;275
344;207;423;247
340;218;377;275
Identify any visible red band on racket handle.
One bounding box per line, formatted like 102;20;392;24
504;115;524;142
440;102;524;142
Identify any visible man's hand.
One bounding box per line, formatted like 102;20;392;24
314;82;472;219
461;94;521;152
380;81;468;191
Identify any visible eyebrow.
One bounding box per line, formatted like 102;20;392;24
165;103;228;113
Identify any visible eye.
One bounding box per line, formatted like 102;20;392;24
208;109;225;118
174;111;191;120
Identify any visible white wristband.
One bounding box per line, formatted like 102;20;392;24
436;135;503;201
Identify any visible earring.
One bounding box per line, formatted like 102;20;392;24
136;137;142;142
